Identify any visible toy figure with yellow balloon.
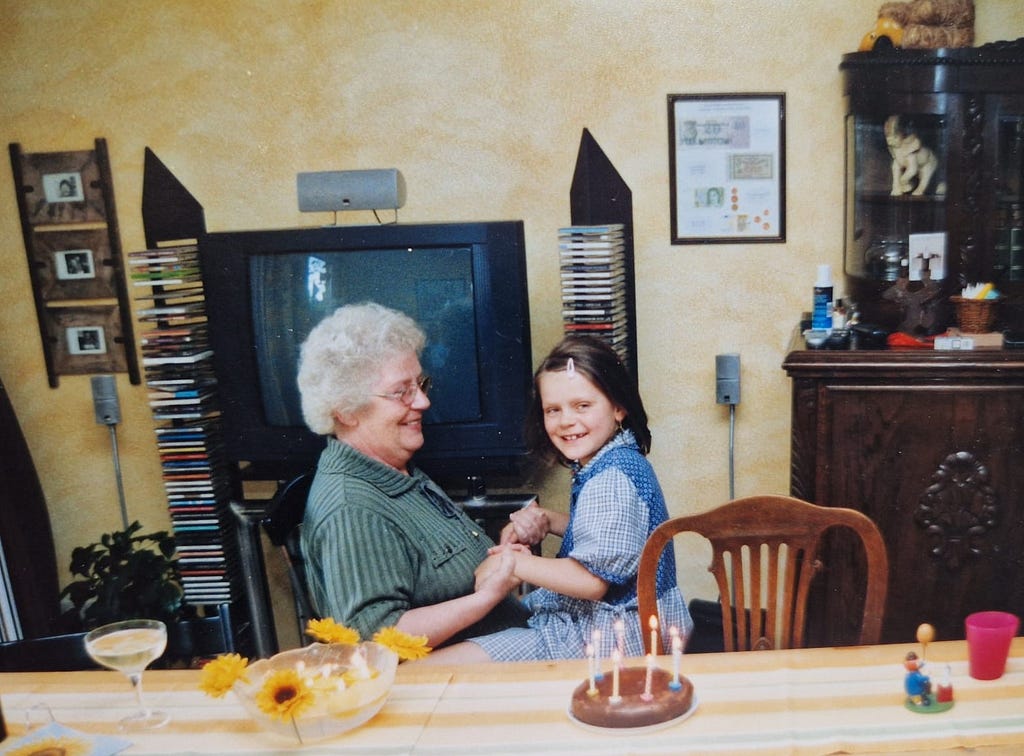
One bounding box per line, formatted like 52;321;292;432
904;623;954;713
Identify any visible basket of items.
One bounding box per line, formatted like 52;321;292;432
951;284;999;333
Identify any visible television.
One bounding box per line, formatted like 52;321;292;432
198;220;533;486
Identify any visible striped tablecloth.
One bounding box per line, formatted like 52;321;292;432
1;638;1021;754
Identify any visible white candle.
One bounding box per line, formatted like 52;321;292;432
648;615;659;654
670;632;683;690
591;629;603;680
641;653;654;701
585;644;597;695
610;649;622;703
614;619;625;656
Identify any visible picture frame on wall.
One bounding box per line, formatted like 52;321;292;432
30;228;116;301
668;93;786;244
14;148;106;225
45;304;129;377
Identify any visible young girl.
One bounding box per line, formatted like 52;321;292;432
426;335;692;662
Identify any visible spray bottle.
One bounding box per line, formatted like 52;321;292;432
812;264;834;330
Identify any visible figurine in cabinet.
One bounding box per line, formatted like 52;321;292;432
885;115;940;196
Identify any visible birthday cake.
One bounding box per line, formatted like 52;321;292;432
569;666;694;729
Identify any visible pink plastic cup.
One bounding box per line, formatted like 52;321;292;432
965;611;1019;680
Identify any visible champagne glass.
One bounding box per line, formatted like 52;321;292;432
84;618;169;730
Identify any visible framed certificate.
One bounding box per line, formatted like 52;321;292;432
668;93;786;244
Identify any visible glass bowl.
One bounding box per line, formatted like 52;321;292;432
233;641;398;743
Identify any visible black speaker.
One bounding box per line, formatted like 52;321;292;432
715;353;740;405
91;374;121;425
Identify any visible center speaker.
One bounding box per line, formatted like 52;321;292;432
297;169;406;212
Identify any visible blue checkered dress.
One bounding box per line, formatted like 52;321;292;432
471;431;692;661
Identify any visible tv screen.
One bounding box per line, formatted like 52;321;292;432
199;221;533;486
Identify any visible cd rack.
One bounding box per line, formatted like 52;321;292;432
558;223;633;372
128;244;241;608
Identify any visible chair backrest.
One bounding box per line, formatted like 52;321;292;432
637;495;888;653
262;471;318;643
0;631;99;672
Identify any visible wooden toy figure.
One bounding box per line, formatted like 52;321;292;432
904;623;954;713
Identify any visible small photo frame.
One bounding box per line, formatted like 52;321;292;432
42;171;85;203
55;248;95;279
15;148;106;225
45;304;128;377
668;93;786;244
30;229;115;301
66;325;107;355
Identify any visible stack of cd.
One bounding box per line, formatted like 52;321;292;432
559;224;630;368
128;244;238;607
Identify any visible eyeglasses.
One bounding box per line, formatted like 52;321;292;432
371;375;431;406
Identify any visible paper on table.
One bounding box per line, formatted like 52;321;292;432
0;721;131;756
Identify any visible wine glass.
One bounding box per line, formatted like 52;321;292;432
84;618;170;730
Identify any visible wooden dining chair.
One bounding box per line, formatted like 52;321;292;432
261;471;319;644
638;495;889;653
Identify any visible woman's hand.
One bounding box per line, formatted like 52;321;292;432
473;549;521;594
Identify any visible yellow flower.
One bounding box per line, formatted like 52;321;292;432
306;617;360;645
255;668;315;721
373;626;432;660
5;736;91;756
199;653;250;698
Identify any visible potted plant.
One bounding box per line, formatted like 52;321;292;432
59;520;184;631
56;520;235;666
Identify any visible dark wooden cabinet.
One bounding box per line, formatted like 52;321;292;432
840;39;1024;333
783;343;1024;646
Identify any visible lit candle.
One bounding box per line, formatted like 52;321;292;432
610;649;622;703
614;619;625;656
591;629;603;680
586;644;597;696
648;615;659;655
641;653;654;701
670;631;683;690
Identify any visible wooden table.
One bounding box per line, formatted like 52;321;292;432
1;639;1022;754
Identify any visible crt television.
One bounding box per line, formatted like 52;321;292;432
199;220;533;485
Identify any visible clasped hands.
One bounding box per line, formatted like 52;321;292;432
473;501;549;592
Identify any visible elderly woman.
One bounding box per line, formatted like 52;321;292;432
298;302;529;647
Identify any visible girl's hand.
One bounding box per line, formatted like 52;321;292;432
501;500;549;545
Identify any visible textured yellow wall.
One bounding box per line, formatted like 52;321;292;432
1;1;1021;614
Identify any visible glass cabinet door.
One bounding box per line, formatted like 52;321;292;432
845;112;949;284
994;110;1024;283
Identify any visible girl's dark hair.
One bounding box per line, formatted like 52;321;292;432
525;335;651;466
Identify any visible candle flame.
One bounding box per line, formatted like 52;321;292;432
649;615;658;630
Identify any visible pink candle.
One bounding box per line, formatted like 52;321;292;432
641;653;654;701
649;615;659;654
614;619;625;655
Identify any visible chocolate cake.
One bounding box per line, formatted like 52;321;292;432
569;666;694;729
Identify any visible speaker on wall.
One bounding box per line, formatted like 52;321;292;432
91;374;121;425
297;168;406;212
715;353;740;405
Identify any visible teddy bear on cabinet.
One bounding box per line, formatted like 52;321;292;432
860;0;974;52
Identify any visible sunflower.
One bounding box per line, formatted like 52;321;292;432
255;668;316;721
305;617;360;645
4;735;91;756
199;652;250;698
373;626;432;660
